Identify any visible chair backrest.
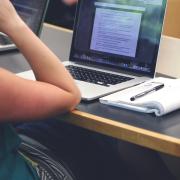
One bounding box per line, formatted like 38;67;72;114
19;134;76;180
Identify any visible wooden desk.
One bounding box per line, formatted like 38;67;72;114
62;101;180;157
1;24;180;157
43;24;180;157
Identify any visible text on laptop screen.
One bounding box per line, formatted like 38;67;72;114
11;0;48;34
70;0;167;76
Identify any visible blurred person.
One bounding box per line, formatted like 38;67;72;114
45;0;78;29
0;0;80;179
63;0;77;6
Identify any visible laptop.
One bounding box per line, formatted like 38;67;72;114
64;0;167;101
0;0;49;52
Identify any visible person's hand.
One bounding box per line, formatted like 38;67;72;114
62;0;77;6
0;0;24;35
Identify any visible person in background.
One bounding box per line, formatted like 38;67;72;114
0;0;80;179
45;0;78;29
63;0;78;6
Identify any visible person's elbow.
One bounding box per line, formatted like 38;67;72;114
69;87;81;110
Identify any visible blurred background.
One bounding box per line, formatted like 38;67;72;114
45;0;180;38
45;0;77;29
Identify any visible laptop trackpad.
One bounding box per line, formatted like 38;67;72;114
76;80;109;100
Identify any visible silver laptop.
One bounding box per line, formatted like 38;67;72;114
0;0;49;52
65;0;167;101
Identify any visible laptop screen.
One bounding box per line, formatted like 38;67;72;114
0;0;49;51
70;0;167;77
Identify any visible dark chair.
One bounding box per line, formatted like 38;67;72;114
19;134;76;180
45;0;76;29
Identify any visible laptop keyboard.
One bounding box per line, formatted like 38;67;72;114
66;65;134;87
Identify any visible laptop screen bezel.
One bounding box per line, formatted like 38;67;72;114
69;0;167;78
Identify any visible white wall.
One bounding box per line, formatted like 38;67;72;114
156;36;180;78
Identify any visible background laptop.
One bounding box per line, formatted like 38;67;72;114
0;0;49;52
64;0;167;101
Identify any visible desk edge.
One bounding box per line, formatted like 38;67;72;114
59;110;180;157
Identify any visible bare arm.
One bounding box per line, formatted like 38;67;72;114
0;0;81;122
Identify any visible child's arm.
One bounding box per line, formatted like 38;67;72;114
0;0;81;122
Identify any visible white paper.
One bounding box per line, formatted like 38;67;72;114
16;70;35;80
100;77;180;116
